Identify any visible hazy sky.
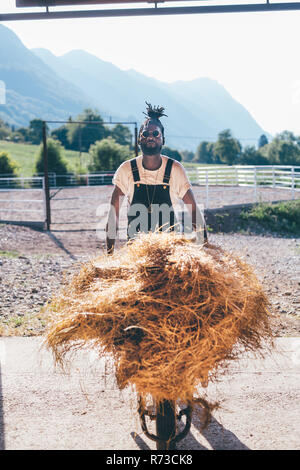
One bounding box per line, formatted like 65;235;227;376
2;0;300;138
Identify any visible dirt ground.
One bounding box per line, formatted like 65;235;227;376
0;336;299;450
0;184;299;450
1;184;299;228
0;222;299;337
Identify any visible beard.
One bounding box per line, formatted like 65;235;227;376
140;142;162;156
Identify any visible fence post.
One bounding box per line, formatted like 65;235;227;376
197;166;202;185
42;121;51;230
272;166;275;188
42;177;47;225
291;167;295;200
206;170;209;208
254;167;257;202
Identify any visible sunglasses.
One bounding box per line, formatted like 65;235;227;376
141;129;161;138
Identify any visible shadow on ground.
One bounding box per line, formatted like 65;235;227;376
130;404;250;450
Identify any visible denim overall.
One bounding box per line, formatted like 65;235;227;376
127;158;176;239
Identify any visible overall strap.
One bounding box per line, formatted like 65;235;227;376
130;158;140;182
163;158;174;184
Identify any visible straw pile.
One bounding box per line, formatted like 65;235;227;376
45;232;274;404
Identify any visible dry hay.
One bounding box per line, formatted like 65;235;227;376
45;232;274;405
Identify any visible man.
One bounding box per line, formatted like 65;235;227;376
106;102;207;253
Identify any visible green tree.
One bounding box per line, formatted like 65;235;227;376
194;141;215;163
214;129;241;165
162;146;182;162
260;138;300;165
110;124;132;147
180;150;195;162
0;151;18;175
276;130;295;142
67;109;106;152
17;127;31;142
35;139;69;175
51;125;70;149
0;119;11;140
88;137;131;172
29;119;46;145
238;146;269;165
258;134;269;148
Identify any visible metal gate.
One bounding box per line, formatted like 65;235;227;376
0;176;46;229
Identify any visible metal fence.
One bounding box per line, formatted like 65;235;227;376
191;165;300;208
0;176;46;228
195;165;300;188
0;175;44;189
2;166;300;190
0;172;114;188
0;166;299;228
34;172;114;187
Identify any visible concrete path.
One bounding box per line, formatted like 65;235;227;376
0;336;299;450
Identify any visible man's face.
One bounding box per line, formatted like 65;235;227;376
139;123;163;156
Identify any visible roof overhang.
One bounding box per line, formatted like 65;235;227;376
0;1;299;21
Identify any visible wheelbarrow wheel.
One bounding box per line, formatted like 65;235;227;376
156;399;177;450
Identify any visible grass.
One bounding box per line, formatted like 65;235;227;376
0;250;20;258
240;200;300;235
0;140;229;177
0;310;49;336
1;141;297;190
0;140;39;176
0;140;90;177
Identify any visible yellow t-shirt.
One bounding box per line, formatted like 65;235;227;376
112;155;192;205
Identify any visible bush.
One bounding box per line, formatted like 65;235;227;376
240;200;300;235
35;138;69;175
0;151;18;175
88;137;131;171
162;146;182;162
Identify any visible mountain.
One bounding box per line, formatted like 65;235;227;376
0;24;91;128
166;78;265;142
0;23;268;150
33;48;270;149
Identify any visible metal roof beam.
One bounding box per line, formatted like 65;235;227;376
2;3;300;21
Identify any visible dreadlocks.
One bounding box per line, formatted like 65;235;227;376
139;102;167;143
143;102;168;120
